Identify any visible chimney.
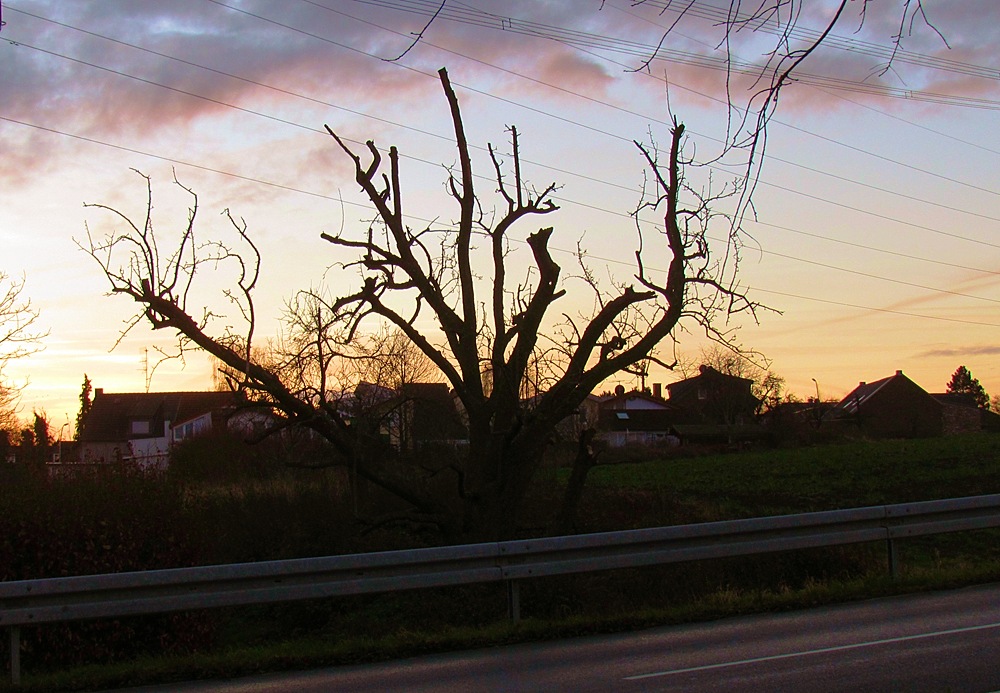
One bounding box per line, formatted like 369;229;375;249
95;388;104;397
895;370;903;376
652;383;662;399
859;382;866;387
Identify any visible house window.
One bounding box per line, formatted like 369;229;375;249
616;412;630;420
130;419;151;435
173;421;196;442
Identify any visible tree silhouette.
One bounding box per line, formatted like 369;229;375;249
83;70;761;539
75;374;93;441
81;0;936;538
947;366;989;410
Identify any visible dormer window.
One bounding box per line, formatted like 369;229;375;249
130;419;151;435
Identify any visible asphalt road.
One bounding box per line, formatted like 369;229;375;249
121;583;1000;692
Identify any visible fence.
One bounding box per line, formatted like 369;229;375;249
4;493;1000;684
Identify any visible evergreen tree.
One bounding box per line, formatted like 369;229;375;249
947;365;989;409
75;374;92;440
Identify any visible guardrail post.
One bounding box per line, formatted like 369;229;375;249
506;580;521;623
9;626;20;686
887;538;899;579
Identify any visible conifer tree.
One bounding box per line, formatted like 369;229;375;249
947;366;989;409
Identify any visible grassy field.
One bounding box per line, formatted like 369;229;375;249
4;434;1000;691
583;434;1000;519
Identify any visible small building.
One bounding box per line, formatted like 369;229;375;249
398;382;469;450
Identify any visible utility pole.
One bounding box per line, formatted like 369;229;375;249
140;348;151;392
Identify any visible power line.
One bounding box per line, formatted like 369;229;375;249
3;112;996;328
755;288;1000;328
3;5;998;324
631;0;1000;81
304;0;1000;207
201;2;1000;248
351;0;1000;109
602;0;1000;159
16;0;994;238
5;7;998;268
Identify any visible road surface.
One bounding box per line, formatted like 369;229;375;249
120;582;1000;692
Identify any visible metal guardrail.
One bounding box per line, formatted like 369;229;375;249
3;493;1000;684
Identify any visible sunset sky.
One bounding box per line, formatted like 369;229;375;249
1;0;998;434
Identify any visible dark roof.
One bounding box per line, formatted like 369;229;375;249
831;370;937;418
79;390;241;442
666;365;754;395
833;375;894;416
931;392;979;408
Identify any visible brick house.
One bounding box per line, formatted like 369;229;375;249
665;365;761;425
828;370;942;438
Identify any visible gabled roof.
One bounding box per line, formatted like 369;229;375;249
79;390;241;442
833;375;895;416
831;370;937;417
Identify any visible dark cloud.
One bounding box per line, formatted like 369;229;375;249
919;345;1000;358
1;0;996;188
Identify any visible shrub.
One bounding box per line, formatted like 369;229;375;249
0;464;212;669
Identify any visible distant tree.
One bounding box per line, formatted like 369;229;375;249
33;410;51;449
75;374;93;440
343;326;443;391
12;410;52;465
947;366;989;409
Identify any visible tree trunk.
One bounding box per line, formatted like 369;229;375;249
555;428;599;535
458;433;548;541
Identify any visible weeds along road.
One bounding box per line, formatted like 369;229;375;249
121;583;1000;692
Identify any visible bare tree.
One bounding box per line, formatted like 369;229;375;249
345;326;443;391
80;0;924;538
0;272;44;432
81;70;749;539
